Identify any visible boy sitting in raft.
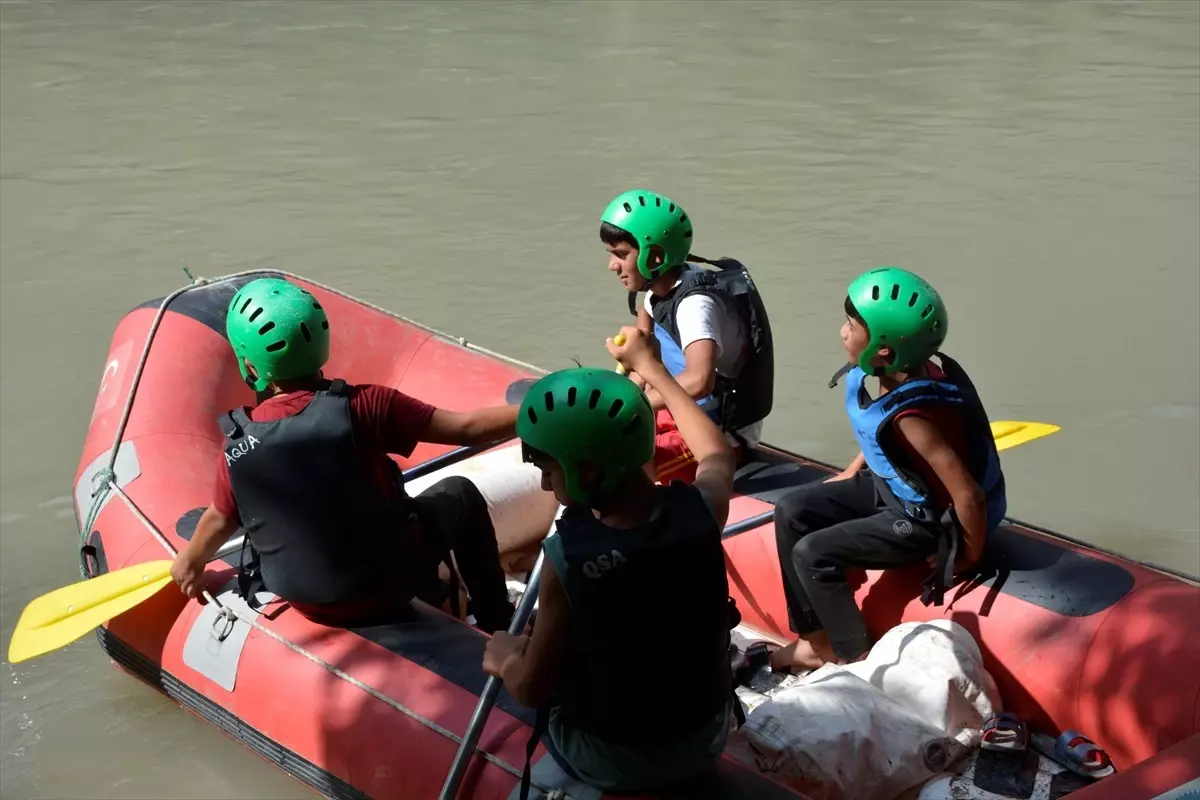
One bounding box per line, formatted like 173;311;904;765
483;326;737;793
599;189;774;482
170;277;518;633
771;267;1007;672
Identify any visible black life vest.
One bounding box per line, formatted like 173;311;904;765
551;482;733;747
218;381;414;606
630;257;775;432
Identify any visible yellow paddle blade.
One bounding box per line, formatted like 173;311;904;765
990;420;1061;452
7;560;175;664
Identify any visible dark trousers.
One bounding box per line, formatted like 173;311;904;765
774;471;941;660
411;476;515;634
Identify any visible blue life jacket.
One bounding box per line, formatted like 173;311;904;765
843;354;1007;532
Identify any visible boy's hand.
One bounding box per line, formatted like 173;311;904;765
927;543;984;575
482;631;529;679
170;552;207;599
606;326;660;379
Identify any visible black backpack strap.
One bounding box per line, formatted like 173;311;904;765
519;705;552;800
236;536;268;611
327;378;347;395
626;291;639;318
218;410;247;441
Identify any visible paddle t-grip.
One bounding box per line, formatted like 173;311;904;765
613;332;628;375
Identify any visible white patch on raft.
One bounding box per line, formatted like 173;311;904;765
404;443;561;560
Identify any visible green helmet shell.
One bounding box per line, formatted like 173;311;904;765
226;278;331;392
600;189;694;281
847;267;948;375
516;367;655;505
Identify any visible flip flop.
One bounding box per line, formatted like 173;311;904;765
981;711;1028;753
1031;730;1116;780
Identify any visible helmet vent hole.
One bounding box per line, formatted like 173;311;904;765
920;304;934;318
321;320;329;330
668;203;675;213
871;285;880;300
607;399;625;419
908;292;919;307
679;214;688;223
526;407;538;424
240;298;253;314
638;196;647;207
299;323;312;343
623;202;633;212
543;391;555;412
248;307;264;323
258;321;276;335
265;340;286;353
588;389;602;410
684;230;693;239
891;284;901;301
621;416;641;435
566;386;577;407
312;302;322;310
655;197;661;207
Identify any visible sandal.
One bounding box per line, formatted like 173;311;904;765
1030;730;1116;780
981;711;1028;753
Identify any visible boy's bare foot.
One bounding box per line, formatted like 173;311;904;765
769;631;870;673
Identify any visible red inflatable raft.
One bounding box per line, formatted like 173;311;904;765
73;271;1200;800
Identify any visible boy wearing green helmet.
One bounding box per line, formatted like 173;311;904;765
599;189;774;484
169;277;519;632
770;267;1007;672
482;327;739;794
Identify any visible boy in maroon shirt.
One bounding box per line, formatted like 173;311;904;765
171;278;518;632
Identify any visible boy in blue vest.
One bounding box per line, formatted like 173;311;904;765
771;267;1006;672
482;326;737;793
599;189;774;483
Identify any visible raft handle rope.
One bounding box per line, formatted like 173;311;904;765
78;269;567;797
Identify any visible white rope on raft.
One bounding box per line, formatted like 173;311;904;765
81;271;567;797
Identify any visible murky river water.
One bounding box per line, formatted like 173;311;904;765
2;1;1197;797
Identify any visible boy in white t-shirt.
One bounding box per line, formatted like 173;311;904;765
600;189;774;482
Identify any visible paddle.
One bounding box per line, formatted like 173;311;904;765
438;513;561;800
6;441;507;665
440;335;630;800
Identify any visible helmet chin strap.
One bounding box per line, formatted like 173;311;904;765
827;361;888;389
828;363;853;389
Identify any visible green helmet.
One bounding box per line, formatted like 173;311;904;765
517;367;655;505
226;278;331;392
600;189;694;281
847;267;948;375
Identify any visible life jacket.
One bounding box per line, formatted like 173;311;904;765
550;482;733;747
843;354;1007;605
627;257;775;432
218;380;415;606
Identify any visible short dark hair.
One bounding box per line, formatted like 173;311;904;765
599;221;638;250
844;296;866;330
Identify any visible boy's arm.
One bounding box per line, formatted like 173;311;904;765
640;339;718;411
483;560;569;708
171;506;239;598
420;405;519;446
607;327;735;529
827;451;867;482
636;304;654;336
893;414;988;568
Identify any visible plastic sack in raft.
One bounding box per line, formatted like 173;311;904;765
727;620;1002;800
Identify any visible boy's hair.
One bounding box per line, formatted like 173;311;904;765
844;296;866;329
600;221;638;250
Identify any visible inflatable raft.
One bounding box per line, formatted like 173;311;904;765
73;271;1199;800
